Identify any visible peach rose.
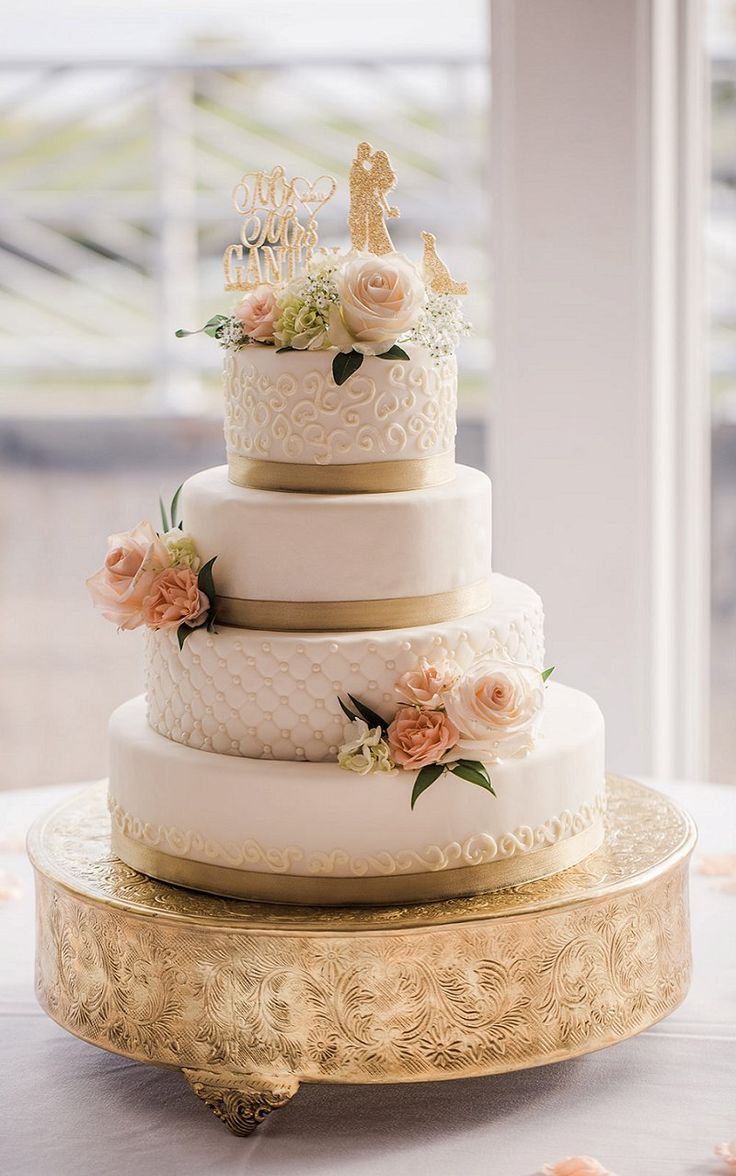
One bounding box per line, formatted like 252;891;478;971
387;706;458;770
86;521;170;631
234;284;277;341
141;566;209;631
394;658;459;710
543;1159;614;1176
444;655;544;762
329;252;426;356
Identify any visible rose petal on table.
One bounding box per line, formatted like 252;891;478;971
0;872;21;903
715;1141;736;1167
542;1158;614;1176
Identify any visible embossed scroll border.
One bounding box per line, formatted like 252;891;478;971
31;783;694;1134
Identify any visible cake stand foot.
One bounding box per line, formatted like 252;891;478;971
182;1068;299;1136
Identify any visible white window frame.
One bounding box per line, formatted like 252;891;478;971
490;0;709;779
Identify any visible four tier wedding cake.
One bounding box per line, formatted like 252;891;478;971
88;146;606;905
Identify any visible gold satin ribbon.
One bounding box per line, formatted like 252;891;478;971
227;452;455;494
216;580;493;632
111;820;605;907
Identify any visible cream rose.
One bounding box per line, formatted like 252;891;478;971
141;566;209;631
329;252;426;356
394;658;460;710
234;284;277;341
387;707;458;771
86;521;170;631
338;719;395;775
444;656;545;762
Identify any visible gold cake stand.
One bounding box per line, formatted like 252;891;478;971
29;776;694;1137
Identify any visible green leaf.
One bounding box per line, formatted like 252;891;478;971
410;762;447;810
377;345;410;361
206;610;218;634
197;556;217;605
338;696;359;724
332;350;364;386
170;484;183;530
204;314;229;338
177;623;191;650
175;328;196;338
448;761;496;795
347;693;389;735
456;758;492;783
276;346;295;353
159;495;169;533
541;665;555;683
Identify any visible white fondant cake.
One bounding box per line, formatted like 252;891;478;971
225;344;456;470
89;150;609;906
144;573;544;761
109;684;606;902
181;463;491;609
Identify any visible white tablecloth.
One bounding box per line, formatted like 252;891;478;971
1;781;734;1176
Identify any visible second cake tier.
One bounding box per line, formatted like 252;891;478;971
180;463;492;631
145;572;543;761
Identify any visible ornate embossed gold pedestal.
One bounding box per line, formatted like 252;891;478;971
29;776;694;1137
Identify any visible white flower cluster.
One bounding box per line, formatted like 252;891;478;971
216;316;250;350
404;290;471;361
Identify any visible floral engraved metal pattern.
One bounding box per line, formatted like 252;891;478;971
224;350;456;466
31;777;694;1114
182;1068;299;1135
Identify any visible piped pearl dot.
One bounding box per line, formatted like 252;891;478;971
328;745;338;755
247;726;257;736
350;663;359;673
312;664;321;673
386;661;395;670
279;662;288;672
296;747;305;756
400;641;411;651
261;642;271;653
368;681;377;690
264;678;273;687
280;696;288;705
281;729;290;738
263;711;272;720
328;643;338;653
368;643;377;654
296;645;305;655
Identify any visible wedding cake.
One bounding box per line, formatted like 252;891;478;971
88;147;606;905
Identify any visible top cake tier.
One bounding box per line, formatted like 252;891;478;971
224;343;456;494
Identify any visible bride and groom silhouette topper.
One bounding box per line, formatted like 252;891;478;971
347;142;468;294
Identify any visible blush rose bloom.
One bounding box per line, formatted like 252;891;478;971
394;658;460;710
329;252;426;356
444;656;545;762
86;521;170;631
141;566;209;631
543;1159;614;1176
387;707;458;771
234;284;277;341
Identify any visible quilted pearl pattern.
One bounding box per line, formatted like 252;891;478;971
144;574;544;762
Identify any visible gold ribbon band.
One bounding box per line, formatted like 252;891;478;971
216;580;493;632
111;820;605;907
227;452;455;495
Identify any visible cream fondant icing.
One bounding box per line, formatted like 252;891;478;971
144;573;544;761
180;463;492;606
224;344;457;467
108;683;606;882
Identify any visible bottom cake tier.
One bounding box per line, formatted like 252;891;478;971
108;682;606;905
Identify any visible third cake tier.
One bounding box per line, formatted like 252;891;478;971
145;573;543;761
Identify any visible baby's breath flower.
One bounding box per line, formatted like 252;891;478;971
403;290;471;361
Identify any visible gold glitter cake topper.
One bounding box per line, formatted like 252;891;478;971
223;165;337;291
347;141;400;254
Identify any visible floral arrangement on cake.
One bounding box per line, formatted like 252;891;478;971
337;655;554;808
86;487;218;649
177;252;470;385
176;144;471;385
